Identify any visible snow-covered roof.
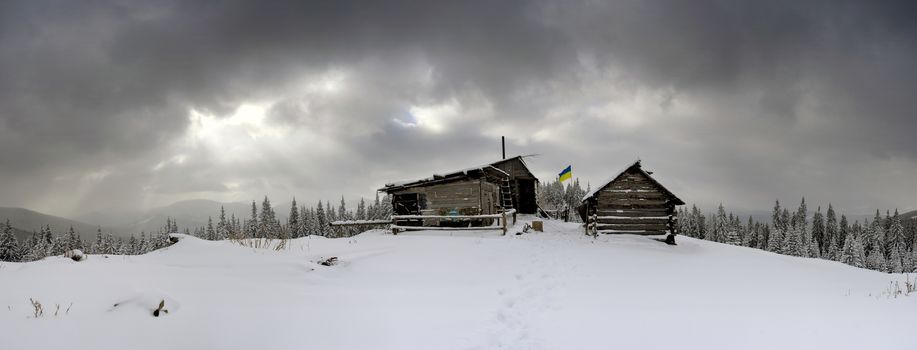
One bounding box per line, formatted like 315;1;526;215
581;160;685;205
380;164;509;192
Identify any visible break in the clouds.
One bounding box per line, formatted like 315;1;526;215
1;0;916;217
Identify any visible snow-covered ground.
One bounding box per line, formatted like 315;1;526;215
1;216;914;350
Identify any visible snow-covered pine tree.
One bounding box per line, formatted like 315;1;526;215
246;201;258;238
841;229;867;268
794;197;808;231
66;226;82;251
48;234;67;256
825;204;837;255
138;232;149;254
259;196;276;238
338;196;348;221
888;244;904;273
866;234;888;272
216;206;229;240
206;217;216;240
126;235;138;255
888;211;905;255
288;198;301;238
22;231;48;262
316;201;328;237
358;197;367;221
298;205;310;236
103;233;116;254
713;204;728;243
91;227;104;254
0;219;22;262
838;215;849;249
782;224;803;257
812;206;825;255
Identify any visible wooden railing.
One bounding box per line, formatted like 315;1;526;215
391;209;517;235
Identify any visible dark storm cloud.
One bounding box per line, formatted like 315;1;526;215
1;0;916;216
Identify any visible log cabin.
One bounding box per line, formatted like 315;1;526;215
379;165;509;227
578;160;685;244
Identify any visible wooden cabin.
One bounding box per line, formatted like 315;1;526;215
578;160;685;243
489;156;539;214
379;165;509;227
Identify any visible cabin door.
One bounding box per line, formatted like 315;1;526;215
517;179;537;214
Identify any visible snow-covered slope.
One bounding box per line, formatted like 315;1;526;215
1;217;914;350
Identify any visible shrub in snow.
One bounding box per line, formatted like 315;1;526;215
65;249;86;262
153;300;169;317
318;257;339;266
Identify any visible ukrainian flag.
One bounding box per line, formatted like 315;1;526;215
558;165;572;182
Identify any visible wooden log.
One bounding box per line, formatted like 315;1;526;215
596;218;670;225
597;230;668;235
599;191;667;200
596;209;672;216
391;225;503;231
597;198;669;206
596;223;670;231
597;204;670;211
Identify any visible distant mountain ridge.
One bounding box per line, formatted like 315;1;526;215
0;207;111;242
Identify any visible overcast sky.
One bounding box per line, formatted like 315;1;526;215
1;0;916;218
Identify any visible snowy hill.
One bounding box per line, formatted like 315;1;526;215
1;218;914;349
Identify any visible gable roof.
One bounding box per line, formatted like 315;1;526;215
490;155;539;181
582;160;685;205
379;164;509;192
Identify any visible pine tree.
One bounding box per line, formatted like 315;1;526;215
782;224;803;257
288;198;301;238
825;204;837;256
888;245;904;273
713;204;728;243
102;233;116;254
22;231;47;262
66;226;82;251
127;235;138;255
838;215;849;248
793;197;808;230
216;206;229;240
0;220;22;262
357;197;367;221
888;211;905;254
812;206;825;255
316;201;328;237
138;232;149;254
841;231;866;268
91;227;104;254
866;246;888;272
48;234;66;256
259;196;276;238
246;201;258;238
206;217;216;240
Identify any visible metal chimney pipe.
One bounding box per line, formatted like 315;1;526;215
501;136;506;159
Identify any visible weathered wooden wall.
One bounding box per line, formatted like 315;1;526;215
389;179;500;215
491;157;538;214
588;169;676;235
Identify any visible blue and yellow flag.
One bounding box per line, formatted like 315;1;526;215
558;165;572;182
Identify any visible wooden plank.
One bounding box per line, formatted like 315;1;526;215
391;225;502;231
596;224;670;231
596;218;669;225
598;230;668;235
596;209;672;216
599;191;667;199
597;198;669;206
598;204;670;211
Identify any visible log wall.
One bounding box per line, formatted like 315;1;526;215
587;169;677;235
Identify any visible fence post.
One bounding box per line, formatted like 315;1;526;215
502;211;507;235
